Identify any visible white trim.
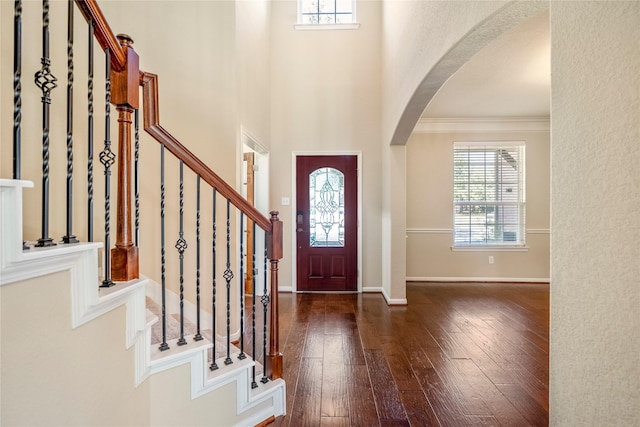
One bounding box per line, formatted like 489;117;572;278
291;151;363;293
362;286;383;293
413;117;550;134
451;245;529;252
406;227;549;235
294;23;360;31
241;127;268;155
381;287;407;305
279;286;294;293
406;228;453;234
527;229;550;234
0;179;34;271
407;276;550;283
454;140;525;148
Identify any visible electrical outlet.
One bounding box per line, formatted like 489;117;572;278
488;256;494;264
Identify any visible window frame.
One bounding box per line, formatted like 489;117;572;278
295;0;359;30
452;141;527;250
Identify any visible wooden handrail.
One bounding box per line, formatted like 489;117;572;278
139;71;271;232
74;0;282;380
74;0;126;71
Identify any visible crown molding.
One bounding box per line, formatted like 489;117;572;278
413;117;550;134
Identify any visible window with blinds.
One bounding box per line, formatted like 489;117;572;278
453;142;526;246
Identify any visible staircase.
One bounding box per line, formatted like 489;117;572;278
1;0;285;424
0;180;285;426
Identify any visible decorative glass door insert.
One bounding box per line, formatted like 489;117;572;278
309;167;344;247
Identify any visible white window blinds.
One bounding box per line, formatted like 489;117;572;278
453;142;526;246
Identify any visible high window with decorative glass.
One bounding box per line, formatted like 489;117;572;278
298;0;356;24
453;142;526;246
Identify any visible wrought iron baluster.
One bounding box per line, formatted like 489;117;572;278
224;199;234;365
251;222;258;389
210;189;219;371
87;20;94;242
62;0;78;244
261;231;269;384
14;0;28;251
99;49;114;287
176;160;188;346
13;0;22;180
238;212;246;360
194;176;203;341
134;108;140;246
159;145;169;351
34;0;57;248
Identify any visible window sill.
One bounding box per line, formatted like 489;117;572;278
451;245;529;252
294;23;360;31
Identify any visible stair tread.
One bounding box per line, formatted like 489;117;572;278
146;297;243;361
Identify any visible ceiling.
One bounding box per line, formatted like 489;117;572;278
422;11;550;119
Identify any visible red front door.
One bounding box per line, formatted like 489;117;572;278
296;155;357;291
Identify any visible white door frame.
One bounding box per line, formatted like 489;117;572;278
240;127;269;295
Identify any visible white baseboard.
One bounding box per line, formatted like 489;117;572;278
381;287;408;306
407;276;550;283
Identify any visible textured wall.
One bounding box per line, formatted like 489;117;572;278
549;2;640;425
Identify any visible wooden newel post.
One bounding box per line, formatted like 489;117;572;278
111;34;139;281
266;211;283;379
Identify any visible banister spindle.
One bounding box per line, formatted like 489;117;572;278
224;199;234;366
251;221;258;389
62;0;78;244
34;0;58;248
210;189;219;371
194;176;203;341
159;144;169;351
176;160;187;346
238;212;246;360
261;231;269;384
99;48;115;287
14;0;28;251
87;20;94;242
13;0;22;180
134;108;140;246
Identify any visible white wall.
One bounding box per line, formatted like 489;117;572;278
237;0;271;150
270;0;383;291
549;2;640;425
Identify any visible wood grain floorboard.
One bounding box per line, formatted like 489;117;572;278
364;349;409;422
270;282;549;426
347;364;380;427
289;357;323;427
321;363;349;418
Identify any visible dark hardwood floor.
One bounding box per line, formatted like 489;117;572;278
271;282;549;427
